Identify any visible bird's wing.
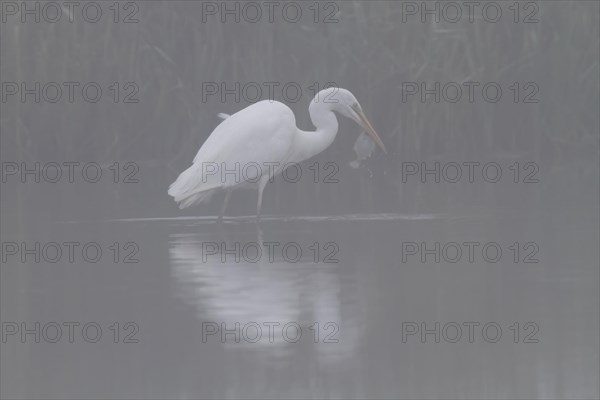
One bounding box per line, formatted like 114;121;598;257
191;100;297;187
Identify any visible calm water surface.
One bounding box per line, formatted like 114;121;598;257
1;202;598;399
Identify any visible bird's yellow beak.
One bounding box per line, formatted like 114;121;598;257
353;106;387;155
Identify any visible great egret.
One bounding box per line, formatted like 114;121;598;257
168;87;387;220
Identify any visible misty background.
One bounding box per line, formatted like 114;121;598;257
1;1;597;222
1;1;598;399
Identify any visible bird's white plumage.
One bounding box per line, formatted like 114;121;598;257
168;88;386;215
169;101;296;208
193;101;295;165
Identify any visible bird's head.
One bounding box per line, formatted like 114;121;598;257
319;87;387;154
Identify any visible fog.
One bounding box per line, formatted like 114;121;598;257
1;1;598;399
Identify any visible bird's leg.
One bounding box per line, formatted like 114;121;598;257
256;177;269;223
218;190;232;224
256;188;263;223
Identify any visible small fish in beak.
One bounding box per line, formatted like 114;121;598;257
351;105;387;154
350;131;377;169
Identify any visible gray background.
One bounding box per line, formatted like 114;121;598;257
1;1;598;399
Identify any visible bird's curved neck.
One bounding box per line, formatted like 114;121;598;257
294;100;338;161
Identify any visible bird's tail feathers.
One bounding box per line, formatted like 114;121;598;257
168;164;222;209
175;188;218;209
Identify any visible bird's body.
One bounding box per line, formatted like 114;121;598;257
168;88;386;219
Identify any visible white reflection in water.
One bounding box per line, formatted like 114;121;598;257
169;231;363;362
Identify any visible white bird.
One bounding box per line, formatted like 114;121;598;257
168;87;387;220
